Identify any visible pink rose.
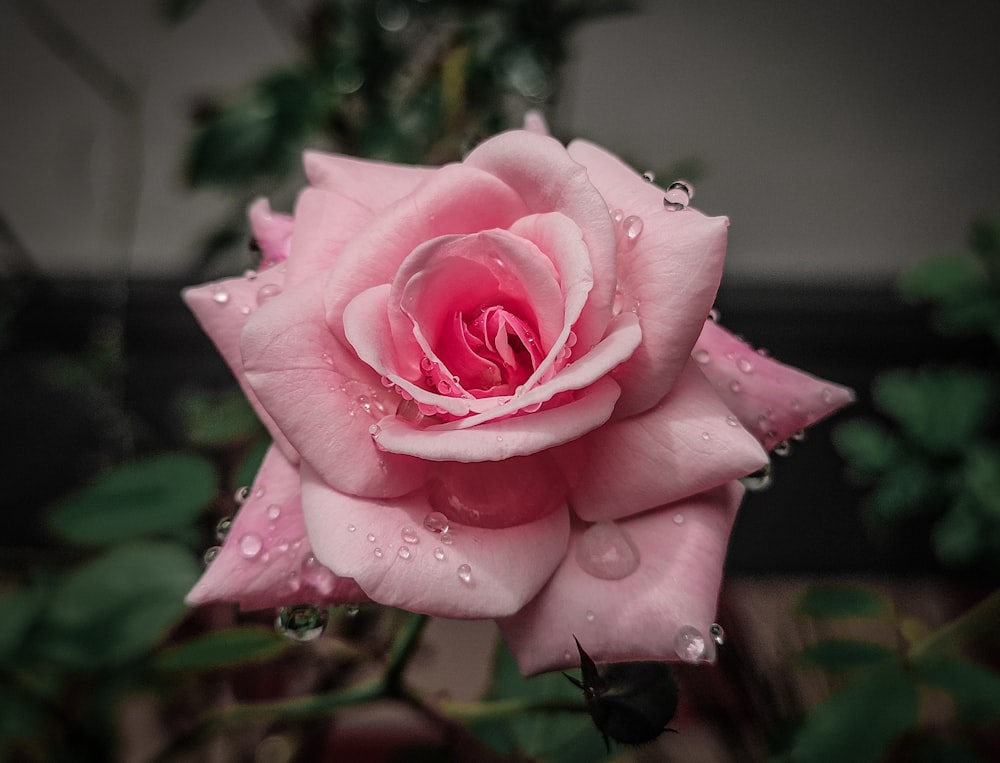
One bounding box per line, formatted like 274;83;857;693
184;121;851;674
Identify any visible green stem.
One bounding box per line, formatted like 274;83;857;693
909;586;1000;659
383;612;429;695
439;697;587;723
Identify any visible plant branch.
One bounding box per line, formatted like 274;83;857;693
909;586;1000;659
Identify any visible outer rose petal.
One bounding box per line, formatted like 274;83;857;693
570;362;768;522
241;278;426;498
248;198;293;266
186;445;366;610
498;482;744;675
693;320;855;450
183;266;296;461
568;140;729;418
284;152;434;287
299;466;571;618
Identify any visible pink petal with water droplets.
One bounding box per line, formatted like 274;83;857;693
693;320;855;450
569;362;767;522
283;152;434;287
299;465;571;618
186;446;366;610
498;482;743;675
568;140;729;419
241;278;427;498
183;267;296;461
248;198;293;267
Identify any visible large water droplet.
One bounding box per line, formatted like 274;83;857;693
423;512;450;534
456;564;473;585
401;526;419;544
773;440;791;457
740;462;772;491
256;283;282;306
693;348;711;365
234;486;250;505
215;516;233;542
275;605;328;642
575;521;640;580
266;504;281;521
212;290;230;305
203;545;221;565
622;215;643;249
663;180;693;211
239;533;263;559
737;358;754;374
674;625;708;663
397;546;412;560
710;623;726;646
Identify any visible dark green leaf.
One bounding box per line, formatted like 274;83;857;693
873;369;996;454
0;586;46;663
898;252;986;305
469;639;608;763
932;498;985;565
177;388;263;448
33;542;199;668
47;453;217;546
915;652;1000;725
798;639;898;673
787;662;918;763
934;295;1000;336
866;459;939;522
968;212;1000;264
963;445;1000;519
156;627;290;672
797;584;892;620
832;419;902;477
0;683;46;754
234;438;270;492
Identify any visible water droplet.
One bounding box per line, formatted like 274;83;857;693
212;290;230;305
256;283;282;306
642;170;656;182
302;556;335;594
710;623;726;646
792;429;807;441
266;504;281;521
240;306;251;316
693;348;710;364
457;564;473;584
726;414;740;427
729;380;742;393
397;545;412;560
622;215;643;249
575;521;640;580
708;308;721;322
203;545;221;565
347;524;356;533
369;424;381;438
214;516;233;542
243;269;258;281
701;431;711;441
423;511;450;534
375;0;409;31
564;649;573;662
773;440;791;457
239;533;263;559
234;486;250;505
673;625;708;663
663;180;694;211
440;530;455;545
585;610;596;623
345;603;360;617
373;547;384;558
401;526;419;544
737;358;754;374
740;462;772;491
254;485;266;499
612;285;626;316
433;547;446;561
275;605;328;642
366;533;376;543
821;387;835;404
673;513;685;525
612;208;624;223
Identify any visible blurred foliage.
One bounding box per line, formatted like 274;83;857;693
174;0;634;275
834;212;1000;568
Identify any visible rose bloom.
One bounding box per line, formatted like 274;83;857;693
184;117;851;674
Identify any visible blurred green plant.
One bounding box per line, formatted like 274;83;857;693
834;213;1000;567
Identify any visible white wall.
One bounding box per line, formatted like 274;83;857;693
1;0;998;283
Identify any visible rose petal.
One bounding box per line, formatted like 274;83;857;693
187;445;366;610
300;466;571;618
374;376;622;462
568;140;729;418
242;278;427;498
465;131;618;351
693;320;855;450
183;267;296;461
248;198;293;266
569;362;768;522
497;482;743;675
284;152;434;287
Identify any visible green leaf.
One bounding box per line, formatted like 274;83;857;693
934;294;1000;336
932;498;985;565
832;419;902;477
797;584;892;620
177;388;263;448
798;639;898;673
156;627;290;672
46;453;217;546
963;444;1000;519
915;652;1000;725
898;252;986;305
873;369;996;454
468;639;609;763
32;542;199;668
787;662;918;763
865;459;939;522
0;585;47;664
234;438;270;492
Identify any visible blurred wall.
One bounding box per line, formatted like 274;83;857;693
1;0;998;282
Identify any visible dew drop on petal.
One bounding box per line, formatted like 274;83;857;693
726;414;740;427
423;511;450;534
729;380;742;393
622;215;643;248
457;564;473;584
773;440;791;457
821;387;835;404
374;547;384;559
433;547;446;561
397;545;412;560
234;486;250;505
612;208;624;223
440;530;455;546
214;516;233;542
275;605;328;642
575;521;640;580
212;290;230;305
737;358;754;374
347;524;356;533
792;429;807;442
710;623;726;646
366;533;376;543
266;504;282;521
740;462;773;491
256;283;282;306
708;308;721;322
401;526;419;544
642;170;656;182
701;431;711;441
673;513;685;525
693;348;710;365
203;545;221;565
674;625;708;663
239;533;263;559
585;610;596;623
